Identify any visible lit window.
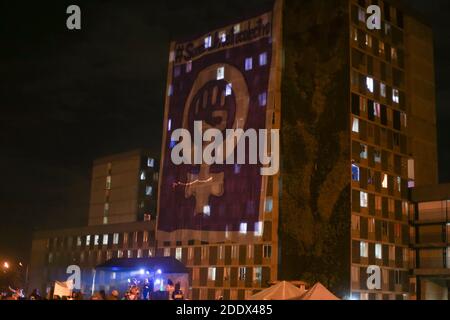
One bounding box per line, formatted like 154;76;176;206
352;118;360;133
360;144;368;159
369;218;375;233
374;150;382;163
380;83;386;97
204;36;212;49
225;83;232;96
186;61;192;73
176;248;182;261
366;77;374;93
240;223;247;234
123;233;128;245
239;267;246;281
360;241;369;258
374;102;381;118
117;250;123;258
255;222;263;237
146;186;153;196
127;250;133;258
203;205;211;216
391;48;398;62
147;158;155;168
106;176;112;190
86;235;91;246
208;267;217;281
258;92;267;106
352;28;358;41
168;84;173;96
375;244;382;259
253;267;262;283
219;31;227;43
382;174;388;189
234;24;240;34
396;177;401;192
365;34;372;47
360;293;369;300
259;52;267;66
107;251;112;261
137;249;143;258
231;245;238;259
245;57;253;71
247;245;254;259
217;67;225;80
352;164;360;182
265;197;273;213
103;216;108;224
358;8;366;22
103;234;109;245
140;171;146;181
94;235;99;246
77;237;82;246
173;65;181;78
263;245;272;259
164;248;170;257
218;246;224;260
113;233;119;245
360;192;368;208
393;89;400;103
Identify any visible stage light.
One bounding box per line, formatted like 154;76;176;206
146;271;150;275
156;269;162;275
154;279;161;286
127;279;131;283
139;269;145;275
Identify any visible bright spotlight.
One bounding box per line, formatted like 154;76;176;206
139;269;145;275
156;269;162;275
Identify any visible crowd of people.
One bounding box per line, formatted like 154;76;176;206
0;280;185;301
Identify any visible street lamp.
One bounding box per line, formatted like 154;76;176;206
3;262;9;269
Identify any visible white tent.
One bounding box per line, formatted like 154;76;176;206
292;282;340;301
247;281;306;300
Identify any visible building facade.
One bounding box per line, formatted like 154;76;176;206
88;149;159;226
410;184;450;300
29;150;159;296
156;0;439;300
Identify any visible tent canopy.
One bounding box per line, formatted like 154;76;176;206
95;257;188;274
247;281;306;300
291;282;340;301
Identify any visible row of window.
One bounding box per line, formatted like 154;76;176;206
192;266;263;283
355;0;404;29
354;240;409;263
352;93;406;132
352;215;407;241
352;71;403;107
352;117;407;155
164;245;273;262
49;231;152;250
48;248;156;264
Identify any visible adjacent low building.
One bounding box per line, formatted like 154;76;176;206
410;184;450;300
28;150;159;296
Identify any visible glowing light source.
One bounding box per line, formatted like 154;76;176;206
139;269;145;275
156;269;162;275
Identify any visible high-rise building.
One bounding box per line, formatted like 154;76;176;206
156;0;439;300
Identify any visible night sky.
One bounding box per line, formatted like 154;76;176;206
0;0;449;262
